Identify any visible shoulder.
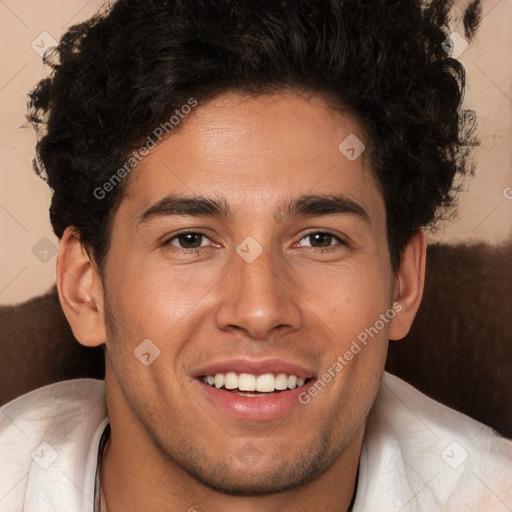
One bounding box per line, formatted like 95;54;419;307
353;372;512;512
1;378;105;414
0;379;107;511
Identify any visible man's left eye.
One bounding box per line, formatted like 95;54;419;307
167;232;211;249
297;232;342;248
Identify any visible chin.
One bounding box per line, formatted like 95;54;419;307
169;434;338;497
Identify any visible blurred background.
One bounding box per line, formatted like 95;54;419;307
0;0;511;305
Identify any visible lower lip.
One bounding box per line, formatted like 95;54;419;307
194;379;315;421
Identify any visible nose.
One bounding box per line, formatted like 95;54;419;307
214;244;303;340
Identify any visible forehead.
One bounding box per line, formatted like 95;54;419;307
119;92;384;225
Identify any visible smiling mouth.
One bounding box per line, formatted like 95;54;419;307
199;371;313;396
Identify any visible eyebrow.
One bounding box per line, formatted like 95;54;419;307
279;194;370;224
136;193;369;226
137;195;231;225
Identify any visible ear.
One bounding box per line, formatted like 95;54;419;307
388;229;426;340
56;226;107;347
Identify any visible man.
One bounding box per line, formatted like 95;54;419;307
1;0;510;510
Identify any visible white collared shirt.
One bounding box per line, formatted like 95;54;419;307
1;373;511;511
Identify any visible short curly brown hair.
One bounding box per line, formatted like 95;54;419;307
28;0;481;271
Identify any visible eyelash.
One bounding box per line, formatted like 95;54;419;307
163;230;347;254
164;230;211;254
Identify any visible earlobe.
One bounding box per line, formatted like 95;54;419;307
56;226;107;347
388;229;426;341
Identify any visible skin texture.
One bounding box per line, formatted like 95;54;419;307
57;92;425;511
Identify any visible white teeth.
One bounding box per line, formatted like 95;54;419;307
214;373;224;389
238;373;256;391
224;372;238;390
201;372;309;392
287;375;297;389
256;373;276;392
275;373;288;390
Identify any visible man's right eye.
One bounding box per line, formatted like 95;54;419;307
165;231;212;250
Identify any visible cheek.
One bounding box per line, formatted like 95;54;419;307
305;273;391;432
303;260;393;341
105;251;218;340
300;259;392;415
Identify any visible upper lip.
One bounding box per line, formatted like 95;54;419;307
191;358;316;380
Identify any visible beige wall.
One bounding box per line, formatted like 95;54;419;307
1;0;511;305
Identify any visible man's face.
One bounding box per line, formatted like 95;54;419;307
101;92;396;494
